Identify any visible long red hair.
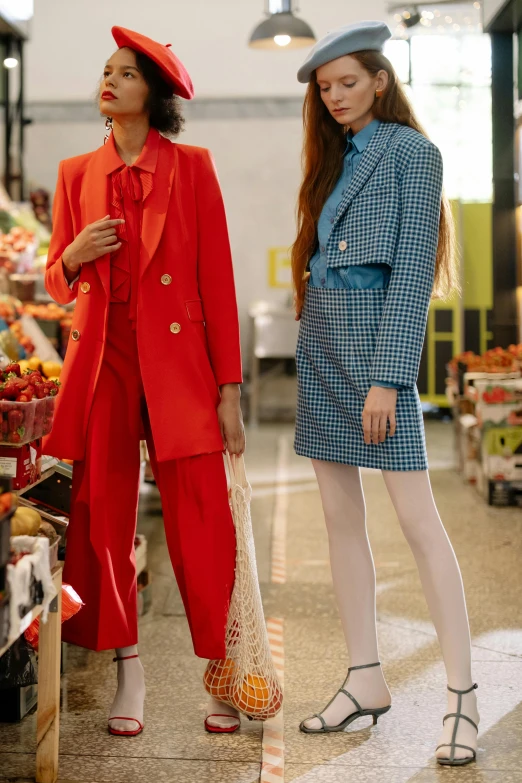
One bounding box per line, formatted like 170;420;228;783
291;50;458;313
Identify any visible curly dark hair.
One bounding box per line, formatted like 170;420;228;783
134;51;185;137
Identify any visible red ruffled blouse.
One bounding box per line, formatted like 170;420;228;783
104;128;160;328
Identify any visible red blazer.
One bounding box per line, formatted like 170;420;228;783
44;134;243;463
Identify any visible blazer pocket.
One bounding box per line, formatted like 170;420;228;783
185;299;205;322
354;185;388;202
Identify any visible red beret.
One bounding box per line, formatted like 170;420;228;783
111;26;194;100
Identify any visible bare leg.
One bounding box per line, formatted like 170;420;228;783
302;460;391;730
382;470;479;761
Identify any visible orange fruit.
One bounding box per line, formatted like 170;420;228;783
203;658;235;700
266;685;283;717
231;674;270;714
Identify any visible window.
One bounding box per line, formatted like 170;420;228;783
384;32;492;200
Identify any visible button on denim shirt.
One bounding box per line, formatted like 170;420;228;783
308;119;400;389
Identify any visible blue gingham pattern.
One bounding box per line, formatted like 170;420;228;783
326;122;443;388
295;287;427;471
294;122;442;470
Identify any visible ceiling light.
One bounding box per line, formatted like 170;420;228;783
3;58;19;69
399;6;421;27
249;0;316;50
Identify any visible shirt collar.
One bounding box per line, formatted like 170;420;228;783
346;119;380;155
103;127;161;175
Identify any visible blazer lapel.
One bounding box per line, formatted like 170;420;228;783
332;122;401;228
81;144;112;301
140;137;176;278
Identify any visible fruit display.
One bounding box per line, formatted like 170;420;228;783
23;303;68;322
11;506;42;537
0;491;13;517
16;357;62;380
9;321;35;357
0;328;24;363
0;227;36;259
0;296;22;326
449;345;522;376
0;363;60;445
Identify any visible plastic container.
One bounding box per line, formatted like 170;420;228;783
0;397;55;446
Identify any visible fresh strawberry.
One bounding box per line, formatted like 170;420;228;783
4;363;21;377
34;385;46;399
27;372;43;385
16;394;30;402
7;431;21;444
2;382;19;400
7;409;23;432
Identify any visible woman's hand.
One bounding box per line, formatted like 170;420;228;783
362;386;397;445
62;215;125;274
218;384;246;456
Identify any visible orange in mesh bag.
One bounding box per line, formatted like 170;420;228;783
203;454;283;721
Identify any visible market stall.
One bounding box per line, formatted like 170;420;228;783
0;471;65;783
447;343;522;505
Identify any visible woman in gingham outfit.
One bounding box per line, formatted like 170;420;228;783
293;22;480;767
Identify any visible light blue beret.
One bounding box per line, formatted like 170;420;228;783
297;21;392;84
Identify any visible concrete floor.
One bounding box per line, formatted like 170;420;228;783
1;420;521;782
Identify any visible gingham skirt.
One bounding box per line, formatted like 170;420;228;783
294;286;428;471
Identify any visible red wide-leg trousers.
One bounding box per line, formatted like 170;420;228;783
62;303;236;658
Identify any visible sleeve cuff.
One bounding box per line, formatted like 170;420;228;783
372;380;404;390
67;273;80;289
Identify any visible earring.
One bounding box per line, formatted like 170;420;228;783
104;117;113;144
375;89;383;98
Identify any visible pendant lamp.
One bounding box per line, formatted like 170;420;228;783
249;0;316;50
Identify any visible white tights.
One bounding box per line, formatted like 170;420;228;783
304;461;479;761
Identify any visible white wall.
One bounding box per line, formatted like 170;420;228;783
26;0;389;100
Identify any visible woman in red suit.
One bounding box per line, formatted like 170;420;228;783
45;27;244;736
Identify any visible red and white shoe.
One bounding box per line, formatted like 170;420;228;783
108;654;144;738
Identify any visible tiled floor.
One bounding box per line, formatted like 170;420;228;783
1;420;521;782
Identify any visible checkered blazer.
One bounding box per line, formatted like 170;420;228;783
326;121;443;388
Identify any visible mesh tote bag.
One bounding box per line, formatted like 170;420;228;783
203;453;283;721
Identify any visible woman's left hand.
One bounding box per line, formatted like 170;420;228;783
362;386;397;445
218;384;246;456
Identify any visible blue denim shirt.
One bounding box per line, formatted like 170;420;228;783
309;119;400;390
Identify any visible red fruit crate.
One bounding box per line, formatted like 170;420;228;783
0;398;56;447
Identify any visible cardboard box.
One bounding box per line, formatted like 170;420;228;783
0;439;42;490
481;427;522;482
473;379;522;428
